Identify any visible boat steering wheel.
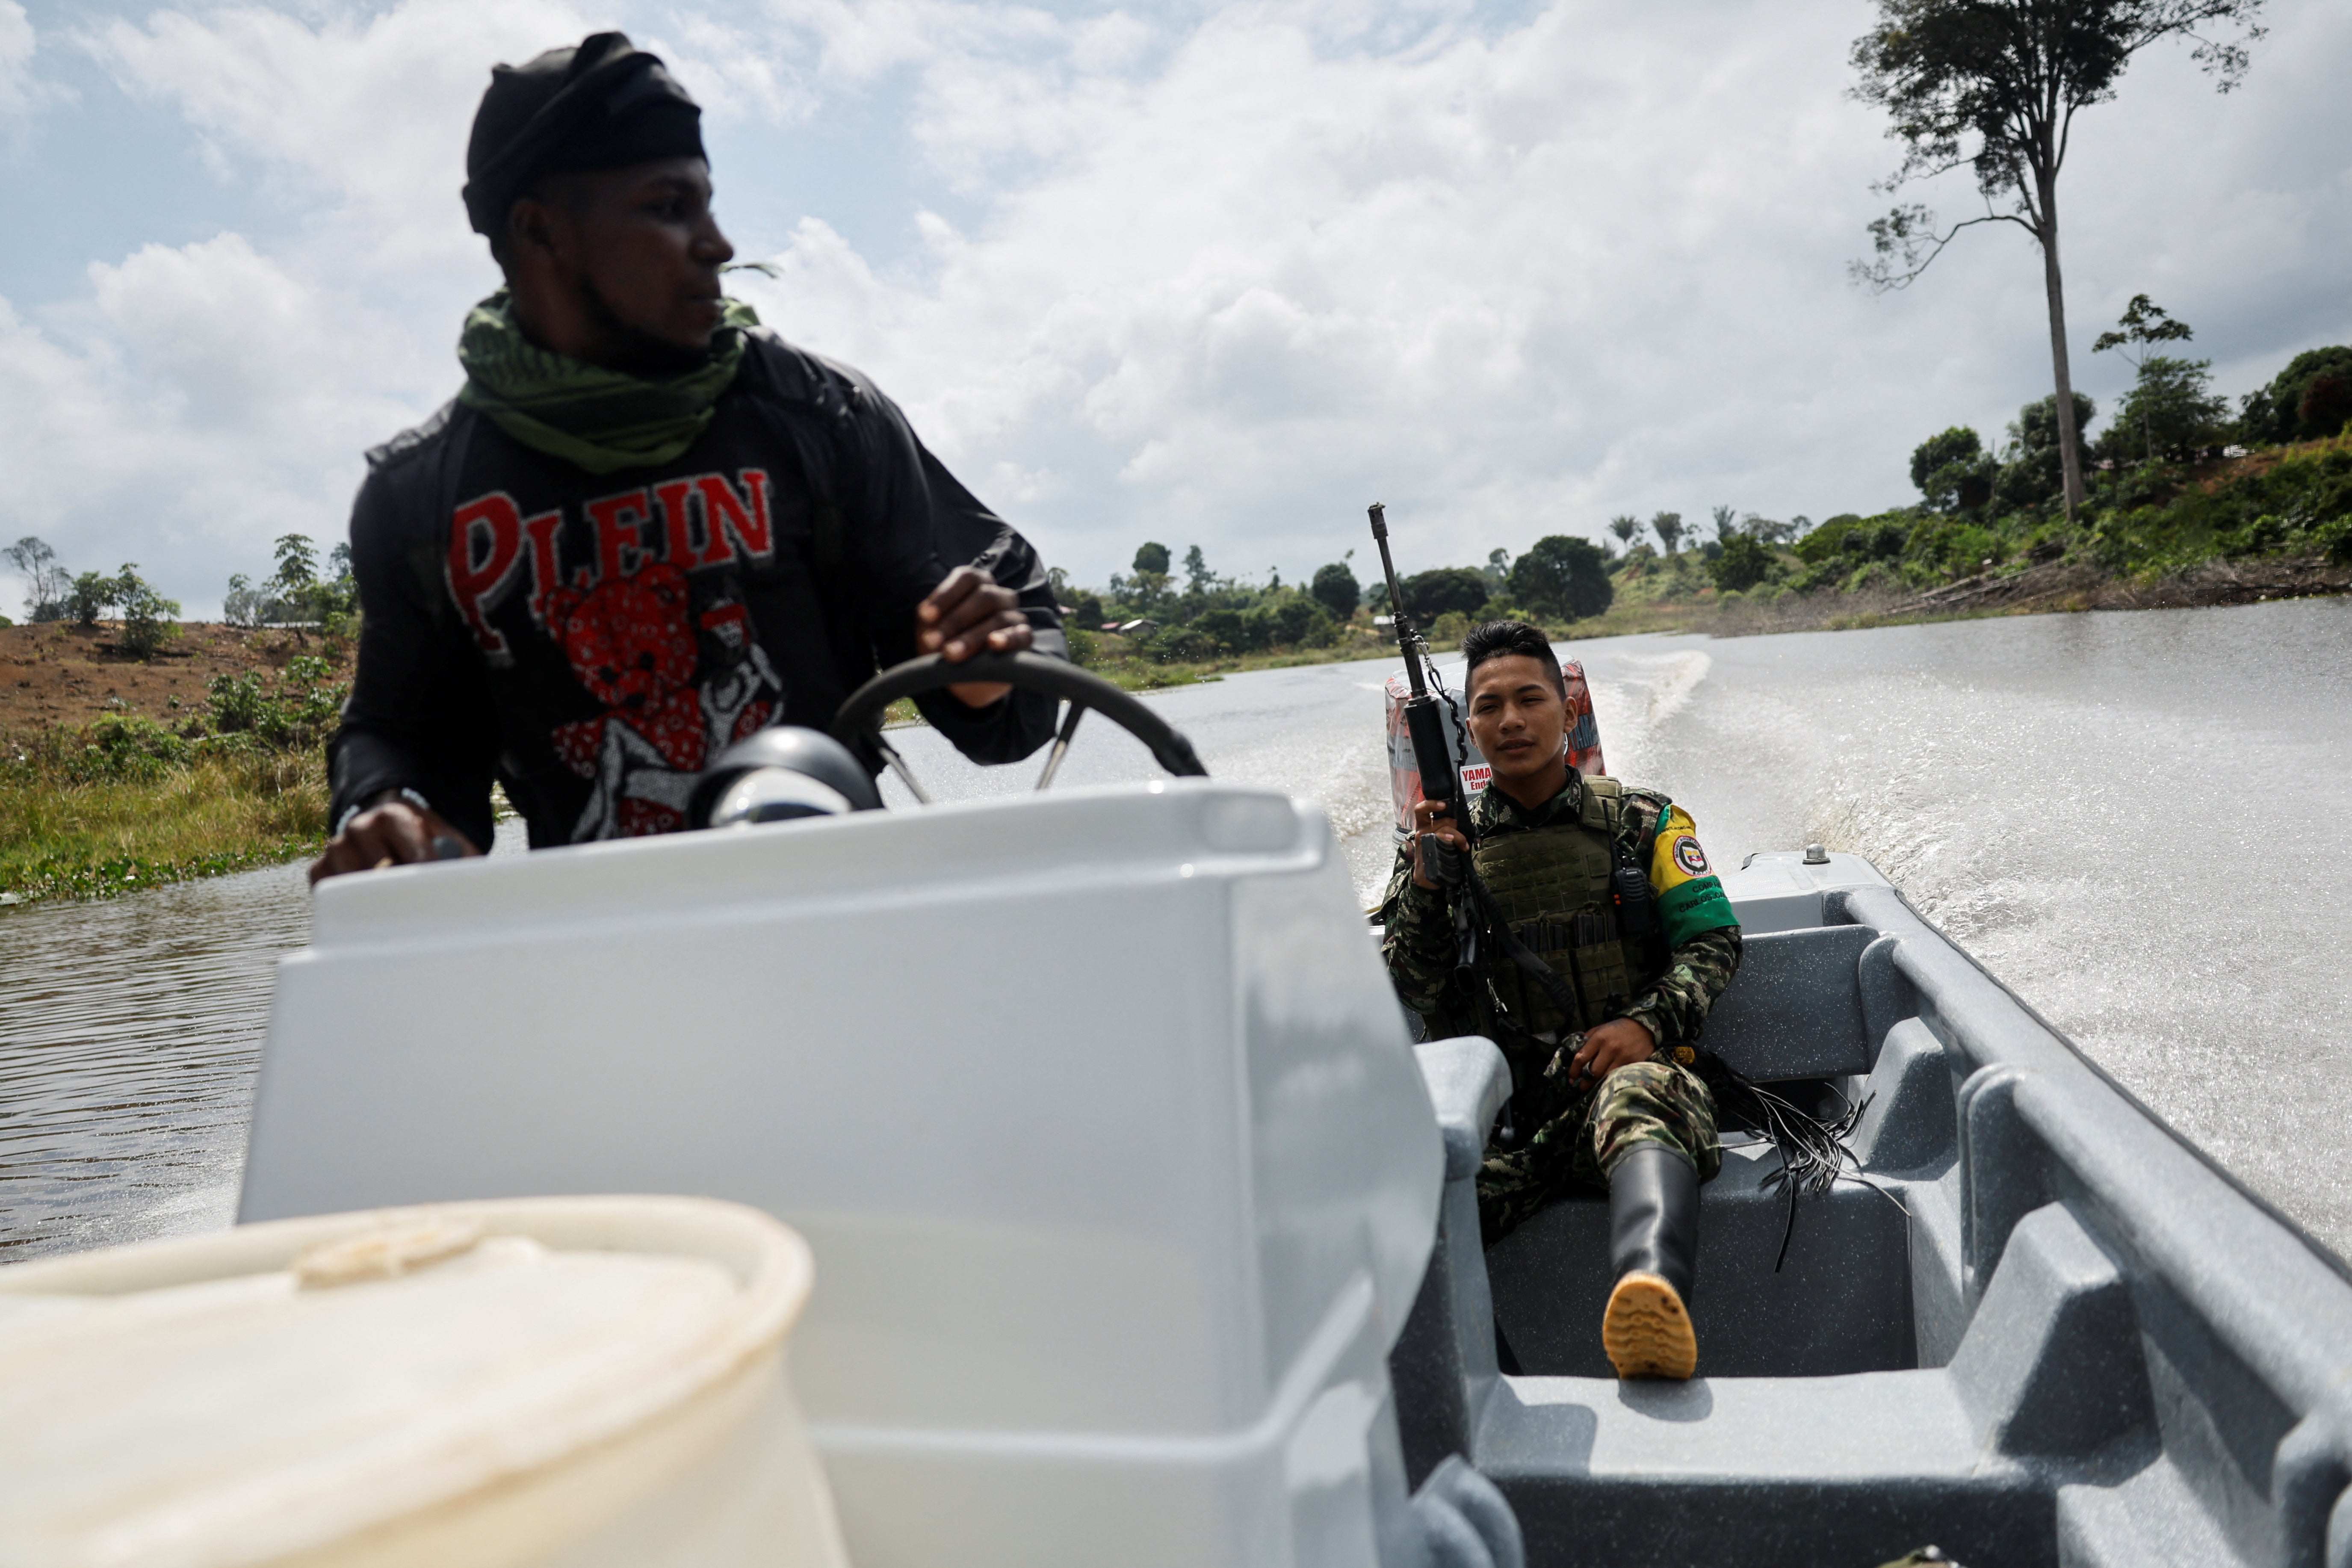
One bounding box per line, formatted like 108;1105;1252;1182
830;651;1209;803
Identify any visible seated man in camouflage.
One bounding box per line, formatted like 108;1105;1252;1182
1382;619;1741;1379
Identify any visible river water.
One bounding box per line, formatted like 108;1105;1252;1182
3;599;2347;1259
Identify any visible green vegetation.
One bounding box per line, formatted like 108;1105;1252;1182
53;562;184;656
7;540;183;657
0;656;347;907
1059;542;1368;667
1588;323;2352;632
2241;348;2352;447
224;532;360;638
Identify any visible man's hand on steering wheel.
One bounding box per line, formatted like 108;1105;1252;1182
917;565;1034;709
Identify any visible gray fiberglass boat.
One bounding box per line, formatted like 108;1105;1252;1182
234;652;2352;1568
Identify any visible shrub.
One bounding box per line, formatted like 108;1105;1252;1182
204;655;347;750
1257;596;1317;647
66;571;114;626
70;714;192;783
1427;610;1472;645
1944;524;2001;573
113;565;181;659
1843;562;1903;595
1708;534;1775;593
1794;516;1862;564
1146;624;1215;661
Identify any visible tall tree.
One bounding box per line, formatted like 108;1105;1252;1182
1850;0;2265;521
1607;515;1644;551
1649;511;1686;556
1182;543;1215;594
1711;505;1738;543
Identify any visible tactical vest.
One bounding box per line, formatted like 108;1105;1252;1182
1470;777;1653;1040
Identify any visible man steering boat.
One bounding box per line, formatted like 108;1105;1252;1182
1380;619;1741;1380
314;32;1060;880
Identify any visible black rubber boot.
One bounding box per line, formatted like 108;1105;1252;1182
1601;1146;1700;1379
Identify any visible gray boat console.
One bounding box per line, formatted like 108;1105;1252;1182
1391;850;2352;1568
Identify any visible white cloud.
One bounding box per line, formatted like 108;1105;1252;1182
0;0;70;133
1;0;2347;607
0;233;426;612
77;0;591;269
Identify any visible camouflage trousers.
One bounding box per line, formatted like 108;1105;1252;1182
1477;1055;1721;1246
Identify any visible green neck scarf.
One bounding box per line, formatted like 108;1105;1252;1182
455;290;760;475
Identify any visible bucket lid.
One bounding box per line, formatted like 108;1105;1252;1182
0;1196;811;1567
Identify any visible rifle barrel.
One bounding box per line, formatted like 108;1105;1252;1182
1367;503;1429;700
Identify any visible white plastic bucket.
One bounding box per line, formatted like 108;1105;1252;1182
0;1195;848;1568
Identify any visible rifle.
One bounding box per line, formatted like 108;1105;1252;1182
1368;503;1480;982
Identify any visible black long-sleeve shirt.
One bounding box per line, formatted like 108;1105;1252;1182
328;332;1063;850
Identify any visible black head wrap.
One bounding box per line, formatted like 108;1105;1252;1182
463;32;705;239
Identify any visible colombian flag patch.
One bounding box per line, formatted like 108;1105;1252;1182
1649;804;1739;947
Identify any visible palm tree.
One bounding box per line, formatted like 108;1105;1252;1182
1608;515;1644;551
1649;511;1686;556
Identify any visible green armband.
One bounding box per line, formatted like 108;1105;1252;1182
1658;875;1738;948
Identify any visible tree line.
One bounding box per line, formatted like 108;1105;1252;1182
2;538;183;657
1057;529;1639;662
3;533;359;657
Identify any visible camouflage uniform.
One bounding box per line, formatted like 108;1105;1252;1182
1380;775;1742;1243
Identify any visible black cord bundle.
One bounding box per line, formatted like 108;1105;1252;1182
1701;1061;1907;1270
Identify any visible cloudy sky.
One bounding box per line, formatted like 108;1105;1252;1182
0;0;2344;616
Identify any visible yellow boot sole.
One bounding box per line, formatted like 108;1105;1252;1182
1603;1270;1697;1380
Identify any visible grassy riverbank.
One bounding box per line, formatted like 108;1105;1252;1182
1534;433;2352;642
0;646;344;908
0;744;327;905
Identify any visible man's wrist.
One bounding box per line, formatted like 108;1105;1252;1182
1617;1007;1666;1055
336;785;431;838
1393;875;1453;943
